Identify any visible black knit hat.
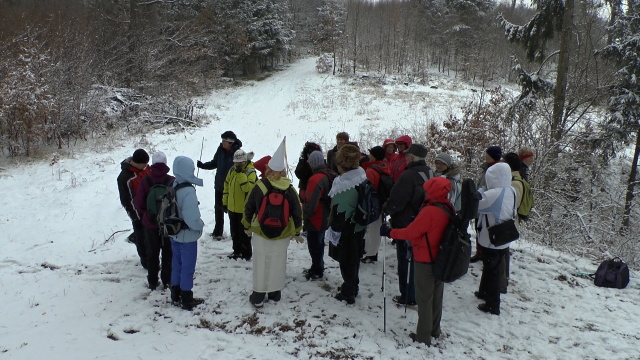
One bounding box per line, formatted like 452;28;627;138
486;146;502;162
220;130;237;142
132;149;149;164
405;144;429;159
369;146;385;161
503;152;522;172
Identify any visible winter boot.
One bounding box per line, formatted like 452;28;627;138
267;291;281;302
148;276;159;291
249;291;266;308
478;303;500;315
180;290;204;311
170;286;181;306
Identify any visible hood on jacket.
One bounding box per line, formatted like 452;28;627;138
149;162;171;180
423;176;452;204
442;162;461;178
266;176;292;191
395;135;413;149
173;156;203;186
485;162;512;189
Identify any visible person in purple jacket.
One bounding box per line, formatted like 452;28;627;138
134;151;175;290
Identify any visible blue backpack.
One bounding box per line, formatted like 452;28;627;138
353;180;382;226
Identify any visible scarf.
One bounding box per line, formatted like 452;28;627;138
328;167;367;197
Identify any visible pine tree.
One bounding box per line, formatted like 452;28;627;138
498;0;574;158
598;1;640;230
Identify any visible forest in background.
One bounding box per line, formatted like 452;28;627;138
1;0;639;265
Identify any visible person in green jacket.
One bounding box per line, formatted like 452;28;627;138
243;139;303;307
326;144;368;305
223;149;257;260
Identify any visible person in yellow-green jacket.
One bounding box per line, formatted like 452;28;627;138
243;139;303;308
223;149;257;260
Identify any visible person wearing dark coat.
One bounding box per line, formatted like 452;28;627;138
326;132;349;173
325;144;368;305
196;131;242;240
117;148;151;269
294;141;322;204
384;144;435;306
134;151;175;290
302;151;336;280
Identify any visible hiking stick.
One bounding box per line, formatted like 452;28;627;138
196;136;205;177
382;213;387;333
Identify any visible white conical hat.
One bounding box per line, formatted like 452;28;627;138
268;137;287;171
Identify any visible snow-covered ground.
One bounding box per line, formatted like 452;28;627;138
1;58;638;360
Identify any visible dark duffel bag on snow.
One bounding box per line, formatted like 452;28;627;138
592;257;630;289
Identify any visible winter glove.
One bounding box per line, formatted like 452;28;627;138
292;234;305;243
222;205;228;214
197;160;204;168
380;224;392;238
325;228;341;246
244;228;252;237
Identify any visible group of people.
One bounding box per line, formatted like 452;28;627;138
116;129;535;347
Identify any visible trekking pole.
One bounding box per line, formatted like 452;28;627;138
381;213;387;333
196;136;205;177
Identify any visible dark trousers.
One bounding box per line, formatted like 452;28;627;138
132;219;147;268
478;246;509;310
414;262;444;345
339;229;365;298
396;239;416;303
229;211;252;258
213;190;225;236
307;230;325;276
144;227;172;287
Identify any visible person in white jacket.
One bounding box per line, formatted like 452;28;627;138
474;162;518;316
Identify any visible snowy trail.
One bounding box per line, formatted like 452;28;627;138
0;58;638;360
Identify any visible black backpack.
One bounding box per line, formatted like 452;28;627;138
353;180;383;226
369;164;394;204
426;203;471;283
257;179;292;238
592;257;630;289
459;178;481;226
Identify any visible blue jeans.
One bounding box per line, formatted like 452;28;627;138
171;240;198;291
396;239;415;302
306;230;325;276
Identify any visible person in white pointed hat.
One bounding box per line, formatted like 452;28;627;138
242;138;303;308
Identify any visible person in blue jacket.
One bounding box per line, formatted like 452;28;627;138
170;156;206;311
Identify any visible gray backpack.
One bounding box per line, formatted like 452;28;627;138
158;182;192;236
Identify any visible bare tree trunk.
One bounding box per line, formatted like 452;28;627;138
621;132;640;230
550;0;574;158
126;0;138;88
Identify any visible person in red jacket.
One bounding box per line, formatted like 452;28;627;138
302;151;336;280
382;138;397;164
389;135;412;181
380;176;452;346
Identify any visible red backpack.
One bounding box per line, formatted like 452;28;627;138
257;179;292;238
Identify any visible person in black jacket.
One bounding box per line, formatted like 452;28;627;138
117;148;151;269
384;144;434;306
196;131;242;240
326;132;349;173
